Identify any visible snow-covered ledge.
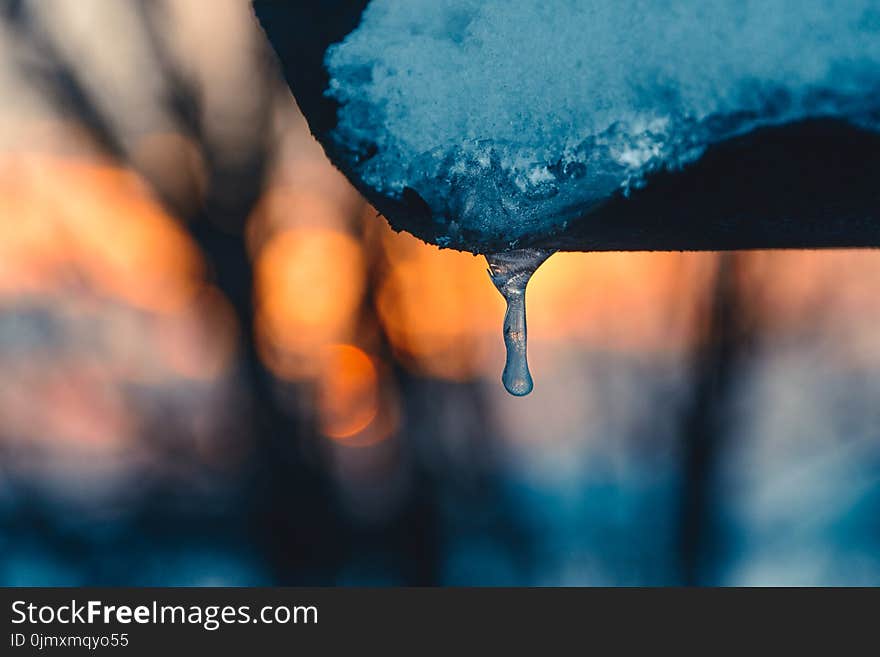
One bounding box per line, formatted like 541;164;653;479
256;0;880;254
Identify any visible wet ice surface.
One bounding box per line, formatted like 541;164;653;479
486;248;554;396
326;0;880;250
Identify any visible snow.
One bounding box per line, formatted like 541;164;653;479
325;1;880;250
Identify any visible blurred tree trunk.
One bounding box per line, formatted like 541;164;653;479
678;253;756;585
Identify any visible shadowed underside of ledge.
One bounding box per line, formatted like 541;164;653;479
549;119;880;253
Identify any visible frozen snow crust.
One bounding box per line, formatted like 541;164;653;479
324;0;880;251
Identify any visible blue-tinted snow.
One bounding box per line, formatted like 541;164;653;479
325;0;880;249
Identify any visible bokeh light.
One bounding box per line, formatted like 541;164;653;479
255;226;365;380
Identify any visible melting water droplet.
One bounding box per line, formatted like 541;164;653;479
486;248;555;396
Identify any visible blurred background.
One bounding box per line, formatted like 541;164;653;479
2;0;880;586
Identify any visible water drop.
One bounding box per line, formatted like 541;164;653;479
486;248;554;396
